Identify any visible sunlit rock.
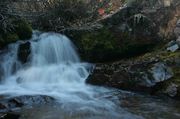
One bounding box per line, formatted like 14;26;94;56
151;63;173;84
167;44;179;52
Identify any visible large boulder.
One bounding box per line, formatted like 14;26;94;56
70;1;180;62
86;50;180;98
71;7;157;62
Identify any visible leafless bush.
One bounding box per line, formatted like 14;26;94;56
0;0;15;33
0;0;123;33
31;0;115;32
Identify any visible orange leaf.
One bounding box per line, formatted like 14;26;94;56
98;8;105;15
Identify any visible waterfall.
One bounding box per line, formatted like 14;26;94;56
30;32;80;66
0;31;147;119
0;32;94;100
0;31;115;108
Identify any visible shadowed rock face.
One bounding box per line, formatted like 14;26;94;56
0;113;20;119
18;42;31;64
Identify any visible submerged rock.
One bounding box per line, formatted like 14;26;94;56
0;95;54;113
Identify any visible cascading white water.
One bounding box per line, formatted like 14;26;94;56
0;32;93;100
0;31;109;106
0;31;143;119
30;32;80;65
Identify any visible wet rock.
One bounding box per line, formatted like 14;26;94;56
0;67;3;81
0;95;54;113
0;113;20;119
87;74;110;86
9;95;54;106
86;49;180;96
165;83;178;97
17;42;31;63
151;63;173;83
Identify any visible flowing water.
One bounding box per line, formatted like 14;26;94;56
0;31;180;119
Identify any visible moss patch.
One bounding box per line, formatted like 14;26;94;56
81;28;116;51
79;28;118;62
14;19;32;40
0;18;32;48
3;33;19;44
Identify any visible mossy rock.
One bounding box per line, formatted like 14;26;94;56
79;28;118;62
0;32;19;47
14;19;32;40
81;29;115;51
0;18;32;48
3;33;19;44
74;26;157;62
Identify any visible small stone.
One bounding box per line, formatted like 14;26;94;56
167;44;179;52
163;0;171;7
165;83;178;97
151;62;173;83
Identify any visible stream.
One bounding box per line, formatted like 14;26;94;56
0;31;180;119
